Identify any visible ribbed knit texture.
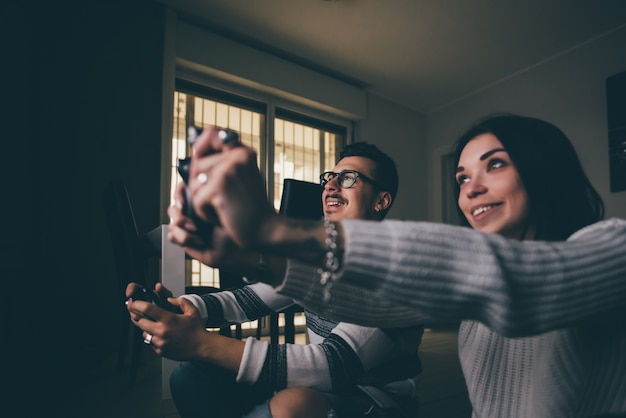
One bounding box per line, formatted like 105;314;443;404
279;218;626;417
183;282;423;397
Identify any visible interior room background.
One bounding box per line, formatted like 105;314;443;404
5;0;626;385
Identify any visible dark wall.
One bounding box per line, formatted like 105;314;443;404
3;0;166;374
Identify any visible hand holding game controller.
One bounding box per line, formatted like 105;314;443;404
130;286;183;316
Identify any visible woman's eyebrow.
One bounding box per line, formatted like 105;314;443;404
480;148;507;160
457;148;507;173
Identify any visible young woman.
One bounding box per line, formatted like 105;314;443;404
169;116;626;417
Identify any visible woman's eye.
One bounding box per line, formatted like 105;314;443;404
488;159;506;170
456;175;469;185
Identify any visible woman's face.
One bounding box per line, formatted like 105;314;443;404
456;133;534;240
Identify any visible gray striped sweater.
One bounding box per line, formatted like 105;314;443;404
279;218;626;417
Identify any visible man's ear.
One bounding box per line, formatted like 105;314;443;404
375;191;392;212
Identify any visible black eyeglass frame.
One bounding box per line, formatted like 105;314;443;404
319;170;383;189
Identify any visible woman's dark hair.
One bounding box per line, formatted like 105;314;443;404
339;141;399;216
452;114;604;241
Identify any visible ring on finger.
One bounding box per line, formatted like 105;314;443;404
197;172;208;184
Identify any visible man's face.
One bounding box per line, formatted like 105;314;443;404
322;156;386;221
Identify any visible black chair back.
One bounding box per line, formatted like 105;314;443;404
279;178;323;219
103;180;148;293
272;179;321;344
102;179;150;387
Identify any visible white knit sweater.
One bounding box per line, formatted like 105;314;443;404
182;282;423;398
278;218;626;417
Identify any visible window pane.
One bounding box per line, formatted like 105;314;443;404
171;84;345;288
171;92;265;288
273;117;344;210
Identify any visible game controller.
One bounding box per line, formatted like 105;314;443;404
130;287;182;315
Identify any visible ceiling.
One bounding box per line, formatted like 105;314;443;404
155;0;626;114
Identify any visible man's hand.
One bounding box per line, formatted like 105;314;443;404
126;297;206;361
126;297;245;370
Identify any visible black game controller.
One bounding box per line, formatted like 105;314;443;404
130;287;182;315
177;126;239;219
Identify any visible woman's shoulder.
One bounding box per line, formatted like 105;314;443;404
568;217;626;241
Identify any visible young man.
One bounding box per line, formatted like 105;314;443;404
128;142;423;418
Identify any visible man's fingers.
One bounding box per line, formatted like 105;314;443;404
125;282;142;299
175;297;197;316
155;282;173;299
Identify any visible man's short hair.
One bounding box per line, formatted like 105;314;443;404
339;142;399;213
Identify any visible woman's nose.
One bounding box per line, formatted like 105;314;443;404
464;177;487;198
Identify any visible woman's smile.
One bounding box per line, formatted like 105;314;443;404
457;133;533;240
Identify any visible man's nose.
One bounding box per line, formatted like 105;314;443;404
324;176;340;191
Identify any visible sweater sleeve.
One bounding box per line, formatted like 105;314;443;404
280;218;626;337
236;322;422;393
181;282;296;327
278;261;430;328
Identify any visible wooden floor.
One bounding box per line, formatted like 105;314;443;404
6;325;471;418
418;325;472;418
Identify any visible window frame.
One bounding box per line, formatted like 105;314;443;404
173;75;353;205
169;76;352;289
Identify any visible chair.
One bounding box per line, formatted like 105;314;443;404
102;179;153;387
268;179;323;344
103;180;230;387
279;178;323;220
102;178;317;387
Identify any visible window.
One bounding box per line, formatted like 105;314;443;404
171;80;347;289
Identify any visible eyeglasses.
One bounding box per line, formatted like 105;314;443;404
319;170;382;189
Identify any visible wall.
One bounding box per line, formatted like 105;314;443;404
12;0;622;384
5;0;167;378
172;18;428;221
356;94;429;220
175;20;367;121
5;1;426;383
426;25;626;221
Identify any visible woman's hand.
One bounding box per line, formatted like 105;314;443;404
168;181;240;267
186;127;278;249
171;126;331;273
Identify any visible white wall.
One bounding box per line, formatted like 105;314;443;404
175;20;367;121
356;94;428;221
170;17;429;221
427;25;626;221
169;16;626;224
